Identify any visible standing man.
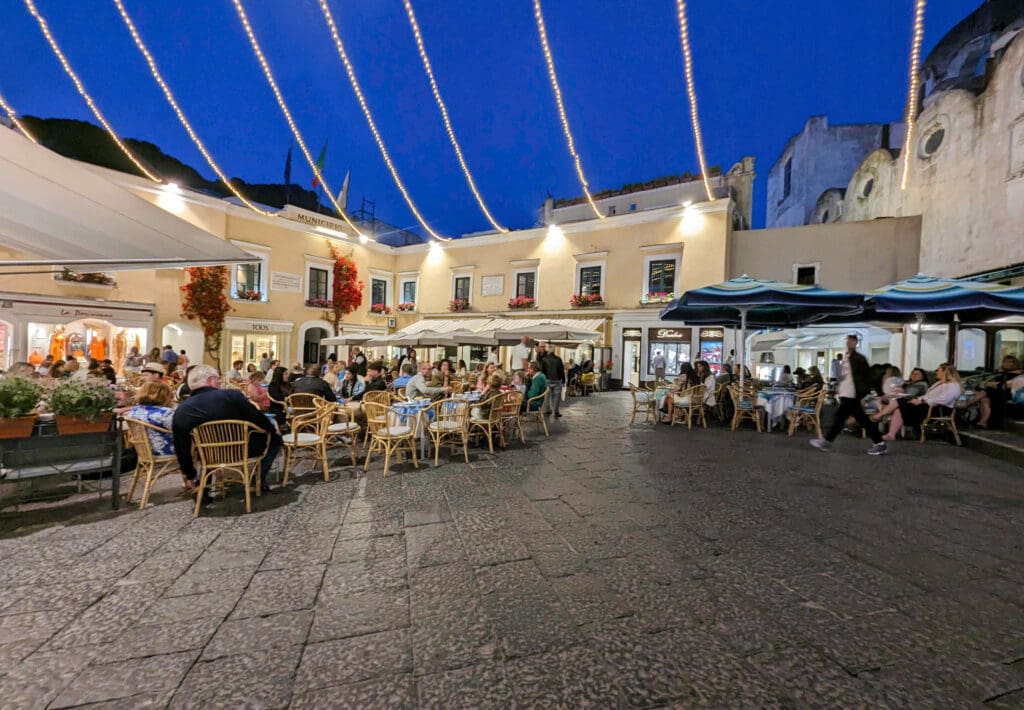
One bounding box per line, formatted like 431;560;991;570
725;349;735;369
829;353;843;383
811;334;886;456
258;352;271;373
651;350;667;382
511;336;531;372
536;343;565;417
161;345;178;367
350;347;367;377
172;364;282;493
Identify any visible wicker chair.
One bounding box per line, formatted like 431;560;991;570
728;385;763;432
362;390;394;445
190;420;269;516
468;394;505;453
281;403;333;485
286;393;322;418
521;388;550;436
580;372;598;395
123;418;182;509
787;388;827;438
392;386;406;401
499;390;525;446
426;399;470;466
628;383;656;424
321;401;360;467
363;401;419;476
670;384;707;429
920;405;961;446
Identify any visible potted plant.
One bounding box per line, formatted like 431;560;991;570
236;289;262;301
508;296;537;310
370;303;392;315
305;297;333;309
641;291;676;304
448;297;470;312
396;301;416;312
570;293;604;308
48;378;117;435
0;376;42;439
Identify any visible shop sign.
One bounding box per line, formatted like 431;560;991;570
622;328;642;338
648;327;691;342
270;271;302;293
699;328;724;340
0;297;152;325
225;317;293;333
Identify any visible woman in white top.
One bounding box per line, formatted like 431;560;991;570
883;363;962;441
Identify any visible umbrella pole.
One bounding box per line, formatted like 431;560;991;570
738;307;748;389
915;313;924;368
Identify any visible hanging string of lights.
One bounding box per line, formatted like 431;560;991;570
0;89;38;143
316;0;449;241
899;0;927;191
402;0;507;234
532;0;603;220
24;0;160;182
110;0;277;217
674;0;714;203
229;0;368;241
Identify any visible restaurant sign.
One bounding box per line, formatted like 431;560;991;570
648;327;691;342
699;328;724;340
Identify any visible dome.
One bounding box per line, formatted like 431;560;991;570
920;0;1023;100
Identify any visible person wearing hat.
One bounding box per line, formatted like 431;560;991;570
140;361;166;384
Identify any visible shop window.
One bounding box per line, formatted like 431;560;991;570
579;266;602;296
453;276;471;301
956;328;986;371
371;278;388;306
994;328;1024;363
648;342;690;377
515;271;536;299
647;259;676;294
308;267;329;301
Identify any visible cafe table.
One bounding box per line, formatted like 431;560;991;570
391;399;433;459
756;388;797;432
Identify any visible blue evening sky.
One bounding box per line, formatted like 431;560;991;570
0;1;974;236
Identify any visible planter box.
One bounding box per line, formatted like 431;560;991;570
571;302;605;309
55;413;114;436
0;415;37;440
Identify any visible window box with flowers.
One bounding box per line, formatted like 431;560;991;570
55;268;116;288
448;298;471;312
570;293;604;308
508;296;536;310
396;302;416;312
640;291;676;305
370;303;392;315
235;289;262;301
305;297;333;309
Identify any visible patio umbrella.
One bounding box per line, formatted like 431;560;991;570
319;332;378;346
659;276;864;387
366;331;463;348
487;322;601;344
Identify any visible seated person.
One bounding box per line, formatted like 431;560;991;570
523;361;547;411
965;356;1022;429
172;365;282;493
290;364;337;402
431;360;454;388
471;374;503;420
126;381;176;456
226;360;245;382
477;363;498;392
406;361;451;401
511;370;527;394
777;365;794;386
346;362;387;406
392;362;415;389
803;365;824;390
715;363;735;385
871;367;926;421
1010;373;1024;406
267;366;291;426
660;364;697;423
245;370;271;410
883;364;962;441
338;368;365;401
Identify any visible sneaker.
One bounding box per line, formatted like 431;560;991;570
867;442;888;456
554;412;562;418
809;438;833;452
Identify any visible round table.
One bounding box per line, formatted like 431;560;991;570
391;399;433;458
756;389;797;431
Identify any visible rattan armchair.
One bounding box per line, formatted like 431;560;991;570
190;420;269;516
728;385;763;432
787;388;827;438
426;398;470;466
628;383;656;424
123;417;182;509
499;390;525;446
521;388;549;436
363;401;419;476
468;393;505;453
671;384;707;429
322;401;361;467
281;403;333;485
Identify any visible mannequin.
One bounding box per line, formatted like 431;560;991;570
49;325;67;361
89;332;107;360
28;350;43;366
113;330;128;373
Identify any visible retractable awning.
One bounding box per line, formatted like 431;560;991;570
0;128;255;272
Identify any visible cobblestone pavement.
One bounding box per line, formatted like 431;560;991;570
1;392;1023;708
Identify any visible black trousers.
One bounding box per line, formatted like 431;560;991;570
826;397;881;444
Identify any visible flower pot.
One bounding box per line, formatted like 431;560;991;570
0;415;37;439
55;412;113;435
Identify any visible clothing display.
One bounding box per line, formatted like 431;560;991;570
49;326;66;360
113;330;128;372
89;335;107;361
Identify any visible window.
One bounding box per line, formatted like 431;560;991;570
453;276;471;301
647;259;676;294
308;267;328;301
861;178;874;198
371;278;387;306
793;264;819;286
229;241;269;301
579;266;602;295
783;157;792;199
608;205;617;216
648;342;690;377
919;125;946;158
235;262;261;296
515;271;536;299
401;280;416;304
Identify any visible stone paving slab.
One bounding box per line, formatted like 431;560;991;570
0;392;1023;707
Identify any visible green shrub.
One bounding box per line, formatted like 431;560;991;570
0;376;43;419
48;378;116;420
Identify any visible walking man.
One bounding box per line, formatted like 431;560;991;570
651;350;667;381
537;342;565;417
811;334;886;456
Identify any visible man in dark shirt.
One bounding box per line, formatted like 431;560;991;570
536;343;566;417
291;364;337;402
172;365;282;492
348;362;386;402
350;347;367;377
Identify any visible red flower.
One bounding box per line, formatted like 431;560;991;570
181;266;232;357
327;242;364;333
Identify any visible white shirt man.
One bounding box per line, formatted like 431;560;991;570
486;347;499;365
510;337;531;371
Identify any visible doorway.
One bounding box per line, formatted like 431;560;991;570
622;337;641;387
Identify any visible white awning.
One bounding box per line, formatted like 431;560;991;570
399;318;494;334
478;317;605;333
0;128;255;272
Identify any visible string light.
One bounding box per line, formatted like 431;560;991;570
402;0;507;234
23;0;159;181
229;0;368;240
111;0;277;217
674;0;714;202
532;0;603;220
316;0;449;241
0;89;37;143
899;0;926;191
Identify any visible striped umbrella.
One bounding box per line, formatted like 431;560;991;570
660;276;863;386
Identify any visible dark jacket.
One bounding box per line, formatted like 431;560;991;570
848;350;871;399
538;352;565;383
171;386;281;480
290;375;337;402
350;374;386;402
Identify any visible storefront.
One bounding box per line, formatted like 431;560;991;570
0;291;153;372
647;326;692;379
224;317;293;370
697;328;725;373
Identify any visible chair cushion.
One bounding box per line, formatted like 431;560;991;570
469;417;489;424
429;421;462;432
289;432;321;444
327;422;359;432
635;393;651;403
381;426;412;437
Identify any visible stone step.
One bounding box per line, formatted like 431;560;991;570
960;427;1024;468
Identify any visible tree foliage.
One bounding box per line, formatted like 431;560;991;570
327;242;364;334
180;266;233;359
